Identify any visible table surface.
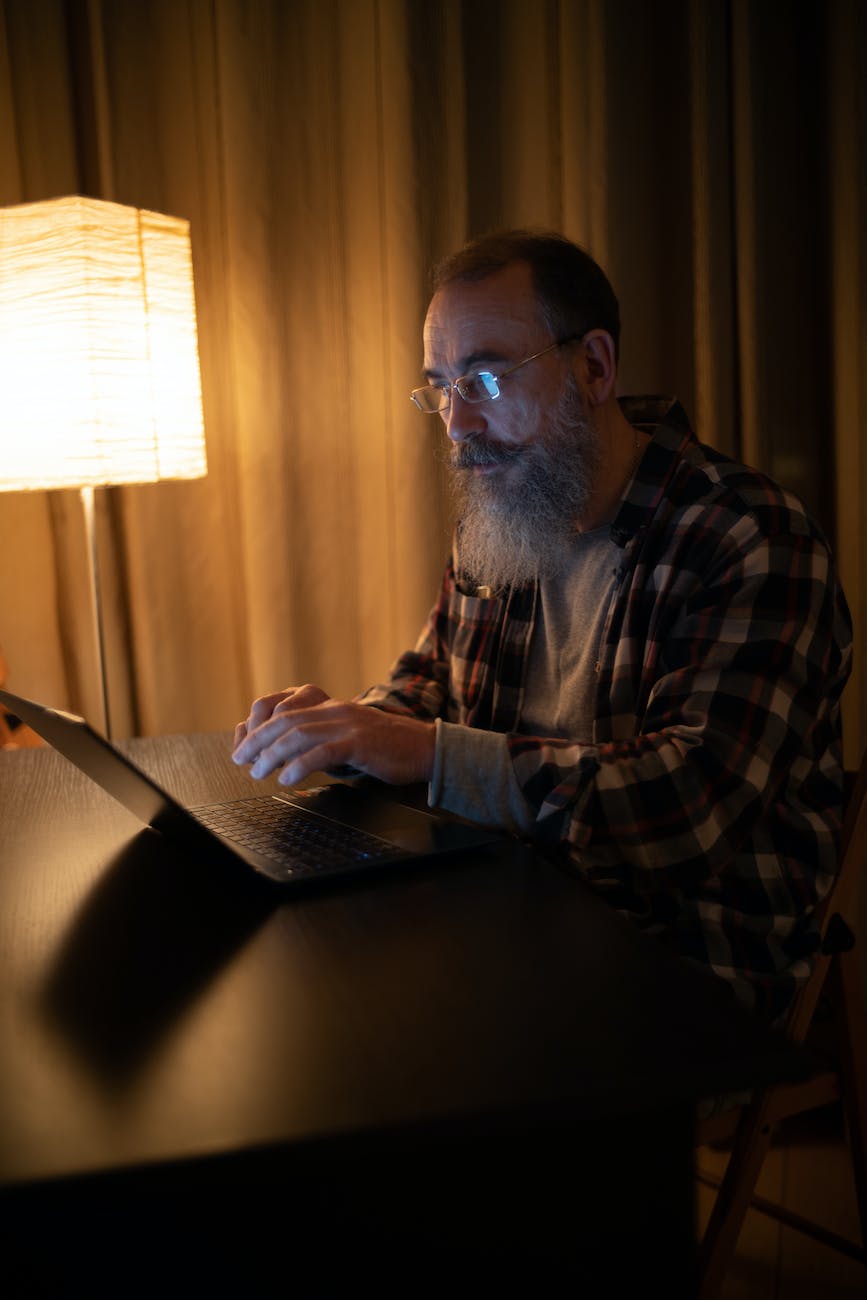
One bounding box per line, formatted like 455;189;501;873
0;731;810;1189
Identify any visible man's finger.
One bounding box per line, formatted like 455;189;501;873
248;719;351;781
272;684;329;714
233;704;331;767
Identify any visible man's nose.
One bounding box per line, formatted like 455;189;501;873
442;391;487;442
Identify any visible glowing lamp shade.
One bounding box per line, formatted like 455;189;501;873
0;196;207;737
0;195;207;490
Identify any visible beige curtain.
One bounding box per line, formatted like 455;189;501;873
0;0;864;766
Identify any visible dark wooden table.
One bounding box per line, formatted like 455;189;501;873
0;733;810;1297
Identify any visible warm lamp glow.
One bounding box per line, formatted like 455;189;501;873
0;195;207;491
0;195;208;737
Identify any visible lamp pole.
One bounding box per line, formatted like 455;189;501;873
79;486;111;739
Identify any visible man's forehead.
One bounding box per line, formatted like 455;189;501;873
422;262;542;370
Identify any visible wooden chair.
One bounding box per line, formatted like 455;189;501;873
695;751;867;1298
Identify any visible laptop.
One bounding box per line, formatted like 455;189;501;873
0;689;501;888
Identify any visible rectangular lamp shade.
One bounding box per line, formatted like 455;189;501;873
0;195;207;492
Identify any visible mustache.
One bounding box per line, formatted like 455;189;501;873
450;438;525;470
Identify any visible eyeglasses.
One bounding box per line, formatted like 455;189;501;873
410;336;581;415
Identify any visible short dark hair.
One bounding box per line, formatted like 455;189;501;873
431;228;621;360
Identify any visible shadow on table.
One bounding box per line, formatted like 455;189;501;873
38;828;274;1087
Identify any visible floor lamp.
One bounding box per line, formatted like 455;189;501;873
0;196;208;738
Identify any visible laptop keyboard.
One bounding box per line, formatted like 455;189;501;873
191;796;405;877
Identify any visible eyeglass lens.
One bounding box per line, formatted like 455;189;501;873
411;371;499;413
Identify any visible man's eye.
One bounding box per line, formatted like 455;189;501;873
462;373;498;400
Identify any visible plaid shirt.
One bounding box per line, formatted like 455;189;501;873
359;397;853;1020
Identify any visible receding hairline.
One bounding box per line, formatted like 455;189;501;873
428;229;621;358
425;258;542;318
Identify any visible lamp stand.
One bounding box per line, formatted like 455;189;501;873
80;486;112;739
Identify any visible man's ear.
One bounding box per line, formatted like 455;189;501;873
573;329;617;406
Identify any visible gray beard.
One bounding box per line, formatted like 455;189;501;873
447;378;601;592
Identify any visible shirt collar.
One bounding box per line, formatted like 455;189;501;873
610;396;695;547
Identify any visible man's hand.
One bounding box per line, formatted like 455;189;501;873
232;684;436;787
233;684;331;748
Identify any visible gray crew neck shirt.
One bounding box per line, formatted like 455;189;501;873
429;527;621;833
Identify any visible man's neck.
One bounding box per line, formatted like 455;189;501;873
576;401;647;533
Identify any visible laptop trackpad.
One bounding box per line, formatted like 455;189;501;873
276;784;496;856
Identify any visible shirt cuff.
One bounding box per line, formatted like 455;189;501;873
429;718;538;835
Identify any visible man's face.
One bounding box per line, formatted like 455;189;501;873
423;262;568;457
422;261;600;590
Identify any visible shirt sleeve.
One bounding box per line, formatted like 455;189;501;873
354;561;456;720
429;719;539;835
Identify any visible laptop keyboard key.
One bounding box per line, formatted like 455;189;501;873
190;796;403;875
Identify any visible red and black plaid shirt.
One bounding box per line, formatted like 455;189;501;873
359;398;853;1020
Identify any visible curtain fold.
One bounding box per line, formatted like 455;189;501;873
687;0;737;457
0;0;863;764
828;0;867;762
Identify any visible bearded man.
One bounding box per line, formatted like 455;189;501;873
233;229;852;1023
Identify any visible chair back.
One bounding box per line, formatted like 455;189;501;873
697;748;867;1298
784;749;867;1045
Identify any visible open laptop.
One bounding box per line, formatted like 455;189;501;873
0;689;501;888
